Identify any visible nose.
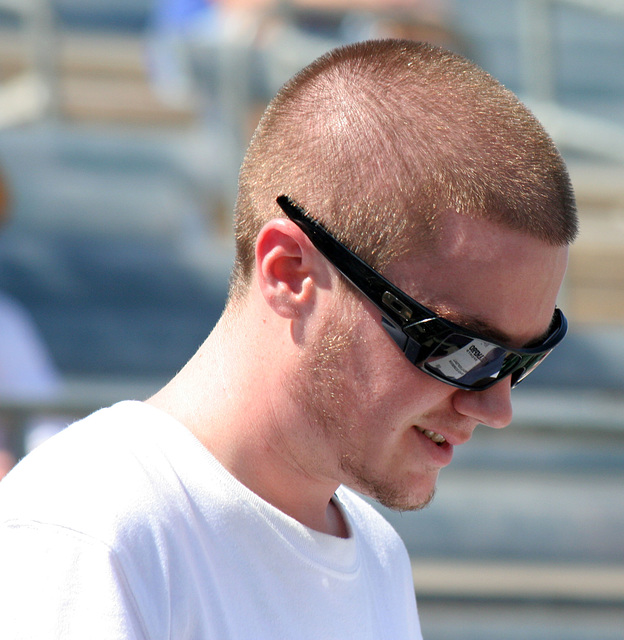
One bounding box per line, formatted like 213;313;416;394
452;377;513;429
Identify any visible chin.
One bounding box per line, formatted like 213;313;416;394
377;486;437;512
355;474;438;512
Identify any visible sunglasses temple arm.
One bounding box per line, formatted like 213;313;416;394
276;196;431;330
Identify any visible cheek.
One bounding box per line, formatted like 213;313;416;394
320;292;454;420
342;334;407;413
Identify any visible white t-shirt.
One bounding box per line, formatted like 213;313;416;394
0;401;422;639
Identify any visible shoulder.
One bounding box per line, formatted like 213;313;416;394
0;402;206;544
0;402;216;638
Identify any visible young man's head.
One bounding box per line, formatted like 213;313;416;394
229;39;577;305
215;39;577;511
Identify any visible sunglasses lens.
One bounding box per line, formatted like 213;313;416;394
423;334;521;389
509;351;551;387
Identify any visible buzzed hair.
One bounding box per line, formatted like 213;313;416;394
229;39;578;303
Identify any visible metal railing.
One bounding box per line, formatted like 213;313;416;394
2;379;623;460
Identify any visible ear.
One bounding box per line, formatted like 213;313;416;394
255;218;327;319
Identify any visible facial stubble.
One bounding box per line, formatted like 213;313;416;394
286;302;437;513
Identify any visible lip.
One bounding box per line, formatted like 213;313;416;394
413;426;454;467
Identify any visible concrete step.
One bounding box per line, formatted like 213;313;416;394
412;559;624;604
563;164;624;325
0;29;196;125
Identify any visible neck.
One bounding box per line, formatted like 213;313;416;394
146;304;348;538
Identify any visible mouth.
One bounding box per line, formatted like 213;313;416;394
415;426;447;446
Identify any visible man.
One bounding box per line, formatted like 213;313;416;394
0;40;577;638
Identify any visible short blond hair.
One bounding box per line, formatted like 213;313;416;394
230;39;577;303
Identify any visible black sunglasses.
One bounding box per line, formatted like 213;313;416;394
276;195;568;391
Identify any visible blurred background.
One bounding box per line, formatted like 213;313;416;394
0;0;622;637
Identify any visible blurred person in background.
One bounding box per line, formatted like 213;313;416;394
147;0;460;114
146;0;464;216
0;40;577;638
0;168;64;479
147;0;263;108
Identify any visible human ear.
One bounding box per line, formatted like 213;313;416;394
255;218;321;319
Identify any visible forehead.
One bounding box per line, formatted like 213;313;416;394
386;212;569;347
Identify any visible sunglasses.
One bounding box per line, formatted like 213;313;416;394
276;195;568;391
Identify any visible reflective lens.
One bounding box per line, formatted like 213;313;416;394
426;337;511;386
422;334;552;390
